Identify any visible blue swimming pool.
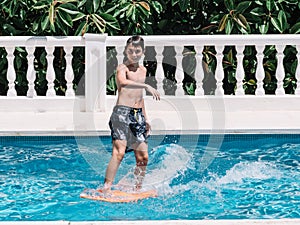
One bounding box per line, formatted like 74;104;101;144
0;134;299;221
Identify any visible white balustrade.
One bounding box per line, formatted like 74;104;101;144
26;46;36;97
45;46;56;97
275;45;285;95
255;45;265;96
295;45;300;95
194;45;204;96
235;45;245;95
84;33;107;112
175;45;185;96
215;45;224;96
1;34;300;113
65;46;75;97
116;45;123;66
6;47;17;97
154;45;165;95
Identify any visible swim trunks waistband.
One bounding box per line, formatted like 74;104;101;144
113;105;142;112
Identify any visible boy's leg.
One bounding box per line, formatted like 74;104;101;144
133;142;149;190
104;139;127;190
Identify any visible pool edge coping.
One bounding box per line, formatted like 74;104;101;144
1;219;300;225
1;128;300;136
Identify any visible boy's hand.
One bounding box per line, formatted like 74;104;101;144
145;85;160;101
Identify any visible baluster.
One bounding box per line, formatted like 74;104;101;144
194;45;204;96
116;46;124;65
46;46;56;96
26;46;37;97
65;46;75;97
6;47;17;96
275;45;285;95
255;45;265;95
295;45;300;95
154;45;164;95
175;45;185;96
215;45;224;96
235;45;245;95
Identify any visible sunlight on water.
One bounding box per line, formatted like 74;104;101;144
0;135;299;221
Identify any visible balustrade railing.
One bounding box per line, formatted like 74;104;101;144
0;34;299;112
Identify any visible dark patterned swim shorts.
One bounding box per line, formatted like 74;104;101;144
109;105;148;152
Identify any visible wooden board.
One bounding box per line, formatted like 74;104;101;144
80;188;157;203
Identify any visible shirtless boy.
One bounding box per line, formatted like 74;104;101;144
103;36;160;191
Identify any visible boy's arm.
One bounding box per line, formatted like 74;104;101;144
116;65;160;100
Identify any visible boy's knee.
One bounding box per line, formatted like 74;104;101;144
136;155;148;165
116;152;125;161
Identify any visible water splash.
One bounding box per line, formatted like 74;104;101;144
117;144;193;193
215;161;282;185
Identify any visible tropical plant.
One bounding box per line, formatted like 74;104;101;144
0;0;299;96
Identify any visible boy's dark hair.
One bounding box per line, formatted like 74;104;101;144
125;35;145;51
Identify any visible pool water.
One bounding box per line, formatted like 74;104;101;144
0;134;299;221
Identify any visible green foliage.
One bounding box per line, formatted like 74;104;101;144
0;0;299;95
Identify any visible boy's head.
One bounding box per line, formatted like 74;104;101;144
126;35;145;51
124;35;145;64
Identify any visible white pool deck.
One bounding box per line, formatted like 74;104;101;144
1;96;300;136
1;219;300;225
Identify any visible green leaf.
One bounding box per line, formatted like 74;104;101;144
91;14;105;33
247;79;256;85
41;14;50;31
86;0;94;14
3;24;17;35
151;1;163;14
255;0;263;6
225;18;233;34
178;0;189;12
75;21;88;36
58;0;78;3
49;3;55;26
73;13;86;21
99;13;120;30
171;0;179;7
58;3;80;14
57;10;73;27
250;7;265;16
54;18;66;34
236;1;252;14
218;14;228;32
137;3;149;18
271;17;282;33
224;0;235;11
93;0;100;12
141;22;153;34
236;13;248;29
266;0;275;11
33;0;49;10
227;71;236;83
259;22;269;34
131;5;136;21
290;22;300;34
78;0;87;8
278;10;287;32
113;3;130;17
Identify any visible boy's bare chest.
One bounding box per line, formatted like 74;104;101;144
126;70;146;83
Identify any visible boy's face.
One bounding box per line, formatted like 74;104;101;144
125;43;144;64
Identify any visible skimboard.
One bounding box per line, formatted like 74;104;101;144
80;188;157;203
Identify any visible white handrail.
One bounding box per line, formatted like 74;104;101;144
0;34;300;113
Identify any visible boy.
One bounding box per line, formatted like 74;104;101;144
103;36;160;191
